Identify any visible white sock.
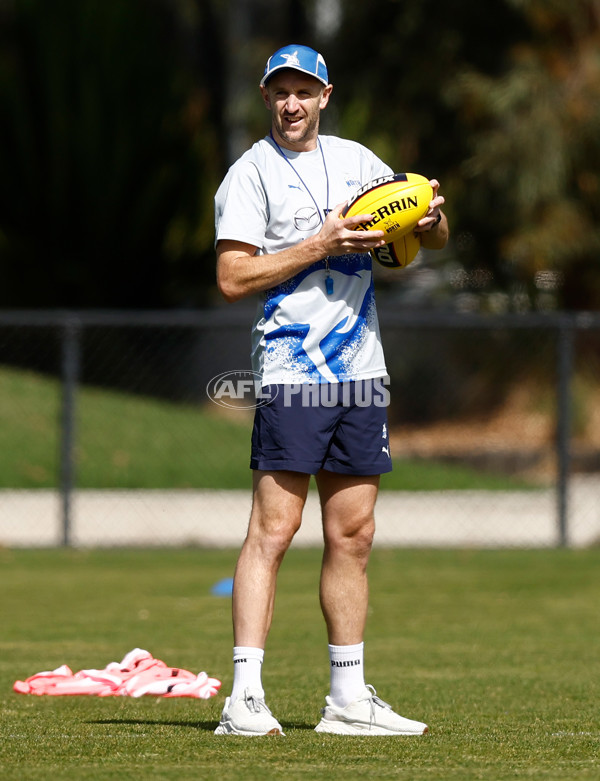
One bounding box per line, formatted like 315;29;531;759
328;642;366;708
229;646;264;703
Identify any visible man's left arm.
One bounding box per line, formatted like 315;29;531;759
414;179;449;249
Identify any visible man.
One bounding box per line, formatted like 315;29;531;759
213;44;448;737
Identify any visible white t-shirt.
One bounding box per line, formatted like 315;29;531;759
214;134;393;384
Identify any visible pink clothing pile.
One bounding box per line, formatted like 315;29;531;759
13;647;221;699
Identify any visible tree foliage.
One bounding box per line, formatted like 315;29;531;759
1;0;600;309
0;0;223;307
450;0;600;310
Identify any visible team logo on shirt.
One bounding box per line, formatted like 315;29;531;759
294;206;321;231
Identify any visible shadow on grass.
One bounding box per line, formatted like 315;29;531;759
88;718;219;731
87;718;316;731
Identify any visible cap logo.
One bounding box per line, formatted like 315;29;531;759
281;51;301;67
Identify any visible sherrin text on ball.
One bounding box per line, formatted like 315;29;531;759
341;173;433;244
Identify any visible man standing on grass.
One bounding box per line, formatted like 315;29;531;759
213;44;448;736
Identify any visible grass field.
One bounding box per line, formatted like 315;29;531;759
1;366;534;491
1;547;598;780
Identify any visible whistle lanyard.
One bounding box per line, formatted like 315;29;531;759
269;132;334;294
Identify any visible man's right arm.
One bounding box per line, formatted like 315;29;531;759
216;203;386;303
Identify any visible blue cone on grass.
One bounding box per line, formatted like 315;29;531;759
211;577;234;596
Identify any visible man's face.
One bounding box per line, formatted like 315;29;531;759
261;70;332;152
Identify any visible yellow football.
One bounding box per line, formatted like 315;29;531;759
371;231;421;269
342;173;432;244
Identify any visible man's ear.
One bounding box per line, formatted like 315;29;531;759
319;84;333;110
260;85;271;110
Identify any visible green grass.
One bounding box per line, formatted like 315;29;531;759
0;365;535;491
1;548;598;780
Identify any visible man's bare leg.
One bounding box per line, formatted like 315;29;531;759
232;469;311;648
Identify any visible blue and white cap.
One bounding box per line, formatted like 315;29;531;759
260;44;329;87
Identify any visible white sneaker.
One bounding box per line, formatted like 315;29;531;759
214;688;285;736
314;685;428;736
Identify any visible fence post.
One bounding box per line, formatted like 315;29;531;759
59;316;82;547
556;316;574;548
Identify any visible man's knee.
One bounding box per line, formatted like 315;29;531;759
246;511;302;559
324;514;375;557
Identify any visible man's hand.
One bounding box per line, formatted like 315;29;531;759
414;179;445;233
316;202;386;257
414;179;449;249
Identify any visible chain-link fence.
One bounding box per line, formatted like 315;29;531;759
1;309;599;549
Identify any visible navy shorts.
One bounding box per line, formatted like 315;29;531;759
250;379;392;475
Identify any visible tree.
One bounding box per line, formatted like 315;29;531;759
0;0;223;307
449;0;600;310
320;0;600;311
